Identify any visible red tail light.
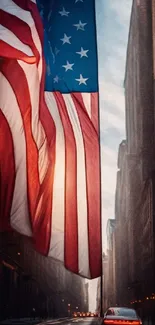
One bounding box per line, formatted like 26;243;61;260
104;320;141;325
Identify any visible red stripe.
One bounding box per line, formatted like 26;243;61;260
1;0;56;255
91;93;99;134
8;0;44;44
54;92;78;274
33;95;56;255
27;1;44;44
0;110;15;232
71;93;101;279
33;144;56;255
0;9;39;64
12;0;30;10
12;0;44;44
33;58;56;256
0;40;36;64
1;60;39;230
26;0;57;255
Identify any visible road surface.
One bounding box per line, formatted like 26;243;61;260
39;318;102;325
0;317;102;325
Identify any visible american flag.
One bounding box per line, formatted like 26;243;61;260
0;0;101;279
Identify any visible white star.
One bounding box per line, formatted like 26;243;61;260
60;33;71;45
73;20;87;31
75;74;88;85
59;7;70;17
76;47;89;58
53;75;59;83
62;61;74;71
75;0;83;2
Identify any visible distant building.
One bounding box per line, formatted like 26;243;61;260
0;231;86;320
102;254;109;312
96;277;101;313
84;283;89;312
106;219;116;308
96;219;116;314
115;0;155;318
96;254;108;314
115;140;130;306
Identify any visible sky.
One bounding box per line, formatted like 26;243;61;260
88;0;132;311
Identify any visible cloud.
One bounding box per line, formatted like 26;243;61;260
100;81;125;115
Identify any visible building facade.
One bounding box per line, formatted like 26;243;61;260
106;219;116;309
115;140;131;306
115;0;155;318
96;219;116;314
0;231;87;320
84;283;89;312
96;254;109;315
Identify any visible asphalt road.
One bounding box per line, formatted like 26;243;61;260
0;317;102;325
39;318;102;325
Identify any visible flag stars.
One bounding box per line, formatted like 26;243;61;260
75;74;88;85
60;33;71;44
73;20;87;31
59;7;70;17
75;0;84;2
76;47;89;58
53;75;59;83
62;61;74;71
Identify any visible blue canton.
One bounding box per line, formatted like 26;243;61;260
36;0;98;93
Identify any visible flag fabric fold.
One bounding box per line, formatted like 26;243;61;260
0;0;101;279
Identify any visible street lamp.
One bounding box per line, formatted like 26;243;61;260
76;307;78;310
68;304;71;316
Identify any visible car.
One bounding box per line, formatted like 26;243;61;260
73;312;77;317
103;307;142;325
90;312;95;317
86;312;91;317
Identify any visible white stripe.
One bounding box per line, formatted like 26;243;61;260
0;24;33;57
81;93;91;118
0;0;43;82
18;61;49;183
1;0;47;183
63;94;90;278
0;73;32;237
31;0;36;3
45;92;65;262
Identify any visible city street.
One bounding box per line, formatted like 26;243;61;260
38;318;102;325
0;317;102;325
